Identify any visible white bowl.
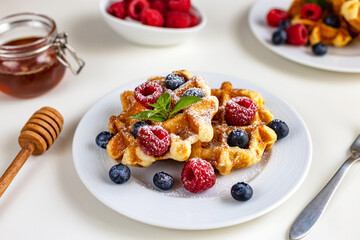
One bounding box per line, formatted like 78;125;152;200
99;0;207;46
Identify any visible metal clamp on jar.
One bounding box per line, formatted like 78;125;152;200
0;13;85;98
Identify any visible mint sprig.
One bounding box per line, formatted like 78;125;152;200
304;0;330;9
128;93;202;122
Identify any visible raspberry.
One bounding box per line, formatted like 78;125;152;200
300;3;322;21
266;9;289;27
137;126;170;156
181;158;216;193
189;11;200;27
165;11;191;28
286;23;308;45
168;0;191;12
108;1;127;19
141;8;164;27
151;0;167;15
127;0;150;20
225;97;257;126
134;82;163;108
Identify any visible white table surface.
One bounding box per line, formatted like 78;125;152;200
1;0;360;239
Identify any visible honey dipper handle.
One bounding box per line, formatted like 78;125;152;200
0;143;35;198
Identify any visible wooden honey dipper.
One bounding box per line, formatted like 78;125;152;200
0;107;63;198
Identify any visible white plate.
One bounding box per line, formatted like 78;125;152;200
72;72;312;230
249;0;360;73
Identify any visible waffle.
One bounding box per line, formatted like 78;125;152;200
106;70;219;167
190;82;277;176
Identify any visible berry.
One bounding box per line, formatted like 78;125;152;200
181;158;216;193
286;23;308;45
189;11;200;27
268;119;289;140
227;129;249;148
134;81;163;108
127;0;150;21
278;20;290;30
153;171;174;190
165;73;185;90
300;3;322;21
324;14;340;28
272;30;287;45
166;11;191;28
312;43;327;56
109;164;131;184
168;0;191;12
182;88;204;98
266;9;289;27
132;121;147;138
137;125;170;156
141;8;164;27
95;131;114;149
108;1;127;19
151;0;167;16
225;97;257;126
231;182;253;201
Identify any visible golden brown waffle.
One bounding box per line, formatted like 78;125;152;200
190;82;277;176
106;70;219;167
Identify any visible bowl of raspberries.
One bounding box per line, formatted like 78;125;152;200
100;0;206;46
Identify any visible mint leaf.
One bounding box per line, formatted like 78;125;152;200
128;110;167;122
150;93;171;112
169;96;202;118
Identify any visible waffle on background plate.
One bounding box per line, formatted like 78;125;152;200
106;71;277;175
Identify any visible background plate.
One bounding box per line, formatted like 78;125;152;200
72;72;312;230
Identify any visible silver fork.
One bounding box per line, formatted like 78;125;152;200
289;134;360;239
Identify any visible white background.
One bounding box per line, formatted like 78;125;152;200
1;0;360;239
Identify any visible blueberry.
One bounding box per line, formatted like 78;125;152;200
272;30;287;45
95;131;114;149
165;73;185;90
312;43;327;56
278;20;290;30
324;14;340;28
153;171;174;190
109;164;131;184
268;119;289;140
227;129;249;148
231;182;253;201
182;88;204;98
132;121;147;138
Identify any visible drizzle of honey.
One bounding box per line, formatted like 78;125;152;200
0;37;66;98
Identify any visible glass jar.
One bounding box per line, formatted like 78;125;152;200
0;13;84;98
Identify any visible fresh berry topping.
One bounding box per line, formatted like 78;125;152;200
151;0;167;16
227;129;249;148
95;131;114;149
109;163;131;184
182;87;204;98
225;97;257;126
132;121;147;138
141;8;164;27
165;73;185;90
153;171;174;190
231;182;253;201
134;82;163;108
286;23;308;45
127;0;150;21
266;9;289;27
272;30;287;45
166;11;191;28
278;20;290;30
168;0;191;12
189;11;200;27
300;3;322;21
137;125;170;156
312;43;327;56
324;14;340;28
181;158;216;193
108;1;127;19
268;119;289;140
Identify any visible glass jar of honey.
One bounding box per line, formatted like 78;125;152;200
0;13;84;98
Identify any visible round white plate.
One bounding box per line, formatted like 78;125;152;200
72;72;312;230
249;0;360;73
